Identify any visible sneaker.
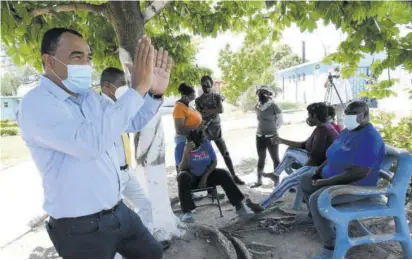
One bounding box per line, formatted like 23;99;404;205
233;175;245;185
236;204;254;218
312;248;334;259
182;212;194;223
245;198;263;213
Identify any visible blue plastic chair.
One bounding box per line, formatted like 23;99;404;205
317;145;412;259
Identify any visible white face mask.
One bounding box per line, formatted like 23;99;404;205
343;115;360;130
51;57;92;94
115;86;128;100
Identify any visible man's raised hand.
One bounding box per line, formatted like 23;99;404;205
150;47;173;95
132;36;154;97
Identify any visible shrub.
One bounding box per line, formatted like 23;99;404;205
0;121;18;128
371;111;412;152
1;128;18;136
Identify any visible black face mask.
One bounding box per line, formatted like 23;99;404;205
201;80;212;93
306;117;316;127
258;93;269;103
202;85;211;93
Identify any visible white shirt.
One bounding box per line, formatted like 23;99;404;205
327;78;353;105
17;76;161;218
102;93;127;166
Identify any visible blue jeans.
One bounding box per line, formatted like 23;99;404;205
260;166;317;209
46;201;162;259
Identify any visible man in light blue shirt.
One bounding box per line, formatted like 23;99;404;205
17;28;173;259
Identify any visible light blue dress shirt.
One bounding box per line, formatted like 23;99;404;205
17;76;161;219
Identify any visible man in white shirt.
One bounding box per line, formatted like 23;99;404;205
324;66;353;127
100;67;170;251
18;27;172;259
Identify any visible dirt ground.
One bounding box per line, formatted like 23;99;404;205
3;172;410;259
1;109;411;259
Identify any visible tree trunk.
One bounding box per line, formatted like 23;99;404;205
107;1;144;60
108;1;185;241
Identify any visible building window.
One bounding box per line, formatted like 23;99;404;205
302;73;306;81
292;75;295;82
289;76;291;83
297;74;301;82
4;102;8;108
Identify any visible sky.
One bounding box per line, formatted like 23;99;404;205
194;22;346;79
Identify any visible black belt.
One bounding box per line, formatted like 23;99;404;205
120;164;129;171
50;201;122;222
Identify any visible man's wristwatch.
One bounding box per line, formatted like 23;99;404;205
148;91;163;100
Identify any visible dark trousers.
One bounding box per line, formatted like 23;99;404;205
46;201;162;259
256;135;280;173
213;138;237;177
177;168;244;213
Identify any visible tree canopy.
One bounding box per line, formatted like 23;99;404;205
218;43;302;103
1;1;411;97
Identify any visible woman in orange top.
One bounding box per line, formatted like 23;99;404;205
173;83;202;144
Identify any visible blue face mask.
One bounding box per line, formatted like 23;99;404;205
51;57;92;94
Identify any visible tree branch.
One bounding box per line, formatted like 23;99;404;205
31;3;107;17
142;0;172;23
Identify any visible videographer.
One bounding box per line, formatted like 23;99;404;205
324;65;353;127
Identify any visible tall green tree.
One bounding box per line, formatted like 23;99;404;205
0;72;21;96
218;43;302;103
1;1;411;97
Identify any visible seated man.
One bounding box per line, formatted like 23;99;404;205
247;102;338;212
175;130;253;223
300;101;385;258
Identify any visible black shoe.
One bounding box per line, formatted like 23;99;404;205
161;240;171;251
245;198;263;213
233;175;245;185
251;181;262;188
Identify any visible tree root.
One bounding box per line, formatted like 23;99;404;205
247;241;276;250
190;223;237;259
228;236;252;259
248;248;271;258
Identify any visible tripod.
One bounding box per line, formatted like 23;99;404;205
324;73;346;108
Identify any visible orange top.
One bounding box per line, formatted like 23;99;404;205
173;102;202;128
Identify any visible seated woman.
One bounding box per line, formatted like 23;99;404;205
327;105;343;133
248;102;338;212
173;83;202;144
300;101;385;258
175;130;253;223
252;85;283;188
263;102;339;180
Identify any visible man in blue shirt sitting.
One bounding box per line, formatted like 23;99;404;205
17;28;172;258
175;130;253;223
299;101;385;259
